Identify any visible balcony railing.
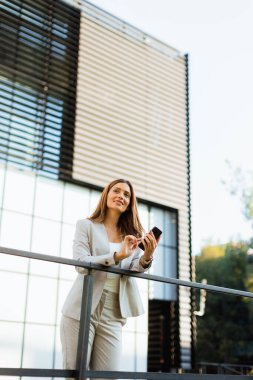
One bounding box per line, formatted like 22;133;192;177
1;246;253;380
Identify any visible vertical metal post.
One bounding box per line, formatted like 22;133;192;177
75;271;94;380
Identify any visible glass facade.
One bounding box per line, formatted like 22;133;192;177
0;163;178;373
1;0;80;179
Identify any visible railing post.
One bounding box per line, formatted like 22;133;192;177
75;271;94;380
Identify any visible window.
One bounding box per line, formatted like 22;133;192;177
1;0;80;178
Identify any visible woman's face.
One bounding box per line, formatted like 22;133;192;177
106;182;131;214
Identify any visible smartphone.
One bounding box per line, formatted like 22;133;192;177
138;226;162;250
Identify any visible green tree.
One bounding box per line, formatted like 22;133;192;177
195;242;253;364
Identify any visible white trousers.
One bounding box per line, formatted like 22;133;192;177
60;289;126;378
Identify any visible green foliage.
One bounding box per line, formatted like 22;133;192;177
195;241;253;364
199;245;225;261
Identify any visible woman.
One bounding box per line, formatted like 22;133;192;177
60;179;159;374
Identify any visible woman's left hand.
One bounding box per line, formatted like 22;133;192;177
142;231;160;260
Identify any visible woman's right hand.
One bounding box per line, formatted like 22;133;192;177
114;235;140;262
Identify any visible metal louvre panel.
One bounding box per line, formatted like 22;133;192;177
74;12;191;368
74;14;189;214
1;0;80;177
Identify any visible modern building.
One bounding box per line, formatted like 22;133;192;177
0;0;194;374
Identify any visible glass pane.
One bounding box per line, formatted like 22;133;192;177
60;223;75;259
135;306;148;333
57;280;73;324
89;190;100;214
0;211;32;250
22;324;55;368
149;245;164;277
26;276;57;324
30;259;59;278
0;253;28;273
59;264;76;281
149;207;164;243
0;272;27;321
136;332;148;371
138;203;149;231
121;331;135;370
0;163;5;208
63;183;90;224
3;168;35;214
164;248;177;301
54;325;63;369
164;210;177;247
32;217;61;256
59;223;76;280
34;176;63;221
149;245;164;300
30;218;60;277
0;322;23;367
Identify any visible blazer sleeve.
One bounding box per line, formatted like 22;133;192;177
73;219;116;274
129;248;152;272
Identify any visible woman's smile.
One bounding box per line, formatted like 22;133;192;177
114;199;124;205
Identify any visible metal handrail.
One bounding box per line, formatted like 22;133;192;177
1;246;253;380
1;246;253;298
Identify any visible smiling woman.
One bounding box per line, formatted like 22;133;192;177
60;178;160;377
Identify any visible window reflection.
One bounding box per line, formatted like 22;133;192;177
32;218;61;259
63;183;90;224
57;280;73;324
26;276;57;324
34;177;63;220
136;332;148;371
149;206;163;227
89;190;101;214
59;224;76;280
0;254;28;273
122;332;135;370
138;203;149;231
0;272;27;321
0;164;5;207
165;210;177;247
0;322;23;367
1;211;32;250
149;242;177;301
60;223;75;258
54;326;63;368
22;325;54;368
4;168;35;214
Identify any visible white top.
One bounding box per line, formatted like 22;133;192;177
104;242;122;293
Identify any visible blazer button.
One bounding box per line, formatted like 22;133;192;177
105;260;109;265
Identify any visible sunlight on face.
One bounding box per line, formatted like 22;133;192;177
106;182;131;213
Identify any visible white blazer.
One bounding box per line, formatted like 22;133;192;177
61;219;150;319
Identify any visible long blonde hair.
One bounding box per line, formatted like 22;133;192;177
89;179;144;238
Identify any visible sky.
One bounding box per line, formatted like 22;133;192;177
89;0;253;254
